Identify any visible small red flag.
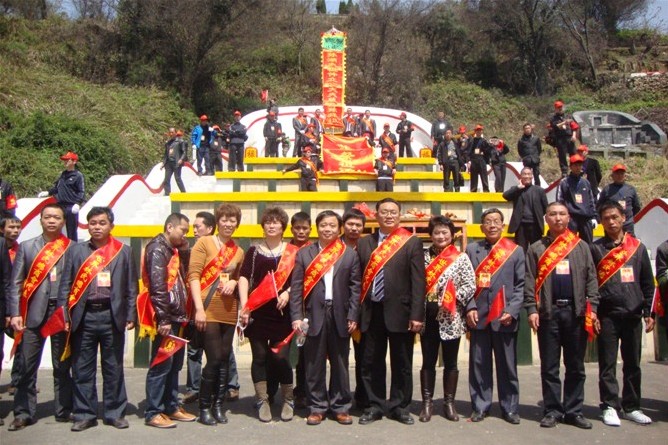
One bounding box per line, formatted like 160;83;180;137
260;89;269;103
150;335;188;368
136;291;156;340
652;287;665;317
486;286;506;325
441;279;457;315
40;306;67;338
271;329;298;354
244;271;278;313
584;300;596;341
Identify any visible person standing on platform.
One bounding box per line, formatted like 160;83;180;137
517;123;542;186
0;175;17;216
143;213;195;428
378;123;398;160
465;209;525;425
597;164;642;237
357;198;425;426
503;167;548;251
577;145;602;201
396;112;414;158
311;109;325;139
438;129;461;192
431;111;450;159
38;152;85;242
292;107;309;157
282;147;322;192
263;112;282;158
466;125;491;193
556;154;597;245
209;125;224;173
229;111;247;172
549;100;579;177
60;207;138;431
359;110;377;141
3;215;22;397
6;204;73;431
343;108;358;137
374;148;396;192
489;137;510;193
162;130;187;195
524;202;599;430
191;115;214;176
289;210;361;425
591;201;654;426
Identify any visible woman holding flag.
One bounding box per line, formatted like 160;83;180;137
188;204;245;426
238;207;299;423
419;216;475;423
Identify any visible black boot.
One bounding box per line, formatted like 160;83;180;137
419;369;436;422
198;376;217;426
213;366;229;424
443;370;460;421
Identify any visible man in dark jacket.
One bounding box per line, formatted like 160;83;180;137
0;176;18;216
488;137;510;193
503;167;548;251
517;123;542;186
282;147;323;191
577;145;602;201
162;130;187;195
430;111;451;159
590;201;654;426
143;213;194;428
229;111;247;172
395;112;414;157
438;129;461;192
656;239;668;341
0;233;13;427
466;125;491;193
549;101;578;176
191;115;214;176
597;164;642;236
263;112;282;158
556;154;597;244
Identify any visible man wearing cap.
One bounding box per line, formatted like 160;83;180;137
503;167;548;251
263;112;282;158
396;112;414;158
293;107;309;157
549;101;579;177
282;147;323;191
597;164;641;237
229;111;248;172
431;112;451;159
466;125;492;193
556;155;597;244
378;124;398;161
438;129;461;192
162;130;187;195
191;115;214;175
374;148;396;192
38;152;85;242
517;123;542;186
209;125;224;173
577;145;601;201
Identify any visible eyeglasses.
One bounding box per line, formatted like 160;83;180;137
482;220;503;227
378;210;400;217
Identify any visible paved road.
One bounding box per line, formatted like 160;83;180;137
1;361;666;445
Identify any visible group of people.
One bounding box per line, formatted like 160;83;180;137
1;190;664;432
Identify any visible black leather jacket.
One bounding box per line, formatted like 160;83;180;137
144;233;189;325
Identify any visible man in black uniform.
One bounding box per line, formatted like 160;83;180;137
577;145;601;201
438;129;461;192
597;164;642;237
229;111;248;172
162;130;187;195
517;123;542;186
39;151;85;242
209;125;224;173
374;148;396;192
395;112;414;157
430;111;450;159
488;137;509;193
282;147;323;191
549;101;578;177
466;125;491;193
378;123;398;161
556;154;597;244
503;167;548;251
263;112;282;158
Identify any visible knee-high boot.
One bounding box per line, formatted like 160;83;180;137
419;369;436;422
213;366;229;424
443;370;460;421
198;376;218;426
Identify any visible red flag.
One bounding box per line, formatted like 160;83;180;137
40;306;67;338
271;329;298;354
150;335;188;368
441;279;457;315
652;287;665;317
136;291;156;340
486;286;506;325
584;300;596;341
244;271;278;312
260;89;269;103
321;135;375;174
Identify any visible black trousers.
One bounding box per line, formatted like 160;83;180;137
300;178;317;192
209;148;223;173
514;222;543;252
398;138;412;157
537;307;587;417
352;335;368;408
163;162;186;195
62;204;78;242
555;141;574;176
420;302;461;372
469;158;489;192
568;216;593;245
71;308;127;421
442;160;460;192
228;143;245;172
376;178;393;192
249;337;292;384
597;315;643;412
265;139;279;157
292;136;304;157
361;302;415;416
492;163;506;193
186;344;203;393
13;303;72;421
303;303;352;414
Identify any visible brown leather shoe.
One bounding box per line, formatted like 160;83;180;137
145;413;176;429
306;412;325;425
8;417;35;431
167;407;196;422
335;413;353;425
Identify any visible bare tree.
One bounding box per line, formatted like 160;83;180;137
71;0;118;20
558;0;606;85
0;0;50;19
285;0;316;76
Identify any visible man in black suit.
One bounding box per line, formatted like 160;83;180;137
0;228;12;427
503;167;548;251
357;198;425;425
59;207;138;431
289;210;361;425
7;203;74;431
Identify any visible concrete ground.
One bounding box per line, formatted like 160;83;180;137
1;358;666;445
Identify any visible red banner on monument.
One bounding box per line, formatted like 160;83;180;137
321;29;346;131
322;134;375;175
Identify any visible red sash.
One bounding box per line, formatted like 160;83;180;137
596;233;640;287
247;243;299;304
360;228;412;302
12;235;71;354
473;238;519;299
534;230;580;305
199;240;240;293
302;240;346;298
425;245;461;294
381;134;395;149
362;118;373;133
137;247;181;339
378;158;394;170
302;158;320;185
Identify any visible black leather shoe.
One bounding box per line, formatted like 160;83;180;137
564;414;592;429
502;412;521;425
540;415;559;428
358;410;383;425
104;418;129;429
71;419;98;432
8;417;35;431
389;411;415;425
470;411;487;422
55;413;74;423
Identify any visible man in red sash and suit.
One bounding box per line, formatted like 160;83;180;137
59;207;138;431
289;210;361;425
7;204;74;431
591;201;655;426
357;198;425;425
524;202;600;429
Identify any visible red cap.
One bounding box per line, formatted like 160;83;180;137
176;130;183;136
554;100;564;109
474;124;483;131
577;145;589;153
303;146;312;153
199;114;208;121
60;151;79;161
233;111;241;116
400;112;406;117
382;148;390;153
268;111;276;116
612;163;627;173
212;125;221;131
458;125;466;134
569;154;584;164
383;123;390;128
